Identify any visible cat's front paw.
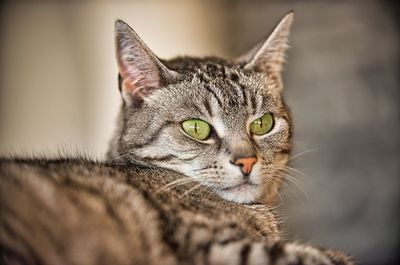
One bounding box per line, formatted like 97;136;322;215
278;242;354;265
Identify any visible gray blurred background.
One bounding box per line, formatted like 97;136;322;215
0;1;399;264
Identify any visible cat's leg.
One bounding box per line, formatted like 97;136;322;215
206;240;354;265
178;220;353;265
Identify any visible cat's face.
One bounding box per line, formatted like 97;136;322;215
108;13;294;204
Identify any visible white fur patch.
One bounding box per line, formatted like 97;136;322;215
216;184;261;204
212;118;226;138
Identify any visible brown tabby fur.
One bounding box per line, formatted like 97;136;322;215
0;158;352;265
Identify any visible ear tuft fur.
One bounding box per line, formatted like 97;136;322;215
115;20;176;102
237;12;294;75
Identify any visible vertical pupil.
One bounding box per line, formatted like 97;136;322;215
194;122;198;134
260;118;263;128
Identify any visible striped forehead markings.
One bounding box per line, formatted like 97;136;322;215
193;68;264;116
203;84;223;108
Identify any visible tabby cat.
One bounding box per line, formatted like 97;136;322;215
0;13;354;265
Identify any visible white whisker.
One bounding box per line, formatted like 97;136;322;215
180;183;203;199
288;149;317;161
156;177;197;193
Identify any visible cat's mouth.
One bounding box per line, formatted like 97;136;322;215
216;179;260;203
222;180;257;192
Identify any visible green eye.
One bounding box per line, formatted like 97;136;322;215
181;119;211;140
250;113;274;135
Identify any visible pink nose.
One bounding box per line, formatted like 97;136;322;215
233;157;257;176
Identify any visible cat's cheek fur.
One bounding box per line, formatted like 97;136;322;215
260;152;290;204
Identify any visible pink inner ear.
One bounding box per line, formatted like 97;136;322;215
118;58;160;97
115;20;177;100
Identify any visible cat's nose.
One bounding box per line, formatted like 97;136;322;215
231;156;258;176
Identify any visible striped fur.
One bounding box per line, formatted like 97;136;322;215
0;158;353;265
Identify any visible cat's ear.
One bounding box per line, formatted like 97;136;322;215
115;20;177;103
236;12;294;76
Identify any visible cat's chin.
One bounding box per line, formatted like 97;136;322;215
216;183;260;204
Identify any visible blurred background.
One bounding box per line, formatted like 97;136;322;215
0;1;399;264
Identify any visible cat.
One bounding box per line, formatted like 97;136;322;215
0;12;354;265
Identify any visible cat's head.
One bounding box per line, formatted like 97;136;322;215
108;13;294;204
